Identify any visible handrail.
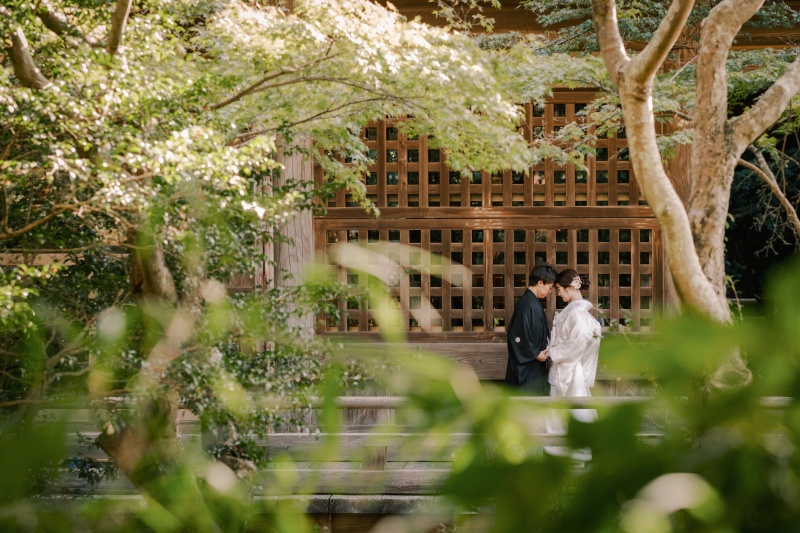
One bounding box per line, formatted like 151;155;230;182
331;395;793;410
35;395;795;411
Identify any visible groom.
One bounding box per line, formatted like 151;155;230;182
504;262;557;395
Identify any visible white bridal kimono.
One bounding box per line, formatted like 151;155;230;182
545;299;602;460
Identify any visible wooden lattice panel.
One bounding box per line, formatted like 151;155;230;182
314;93;665;336
323;101;642;210
316;220;662;333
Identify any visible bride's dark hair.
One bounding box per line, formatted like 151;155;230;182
555;268;591;290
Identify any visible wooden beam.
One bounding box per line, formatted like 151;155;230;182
318;206;656;219
383;0;800;49
316;217;661;230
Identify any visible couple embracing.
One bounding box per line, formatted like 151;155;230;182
505;263;602;454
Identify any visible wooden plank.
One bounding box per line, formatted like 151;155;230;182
362;446;388;470
505;230;513;329
653;228;665;327
317;206;656;219
609;131;618;206
359;229;369;332
315;218;661;230
327;342;645;381
422;229;431;332
589;228;599;319
420;134;428;207
338;229;348;332
545;105;554;207
546;228;556;324
483;227;492;331
610;229;620;325
463;226;473;331
378;119;387;208
399;127;408;208
255;468;449;495
442;229;452;332
400;227;410;330
331;514;383;532
441;156;450;208
588;137;597;207
632;228;641;332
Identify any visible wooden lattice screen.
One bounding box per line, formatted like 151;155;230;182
314;92;665;335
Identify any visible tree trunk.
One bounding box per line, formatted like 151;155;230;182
274;137;315;338
590;0;733;323
687;0;764;315
128;228;178;303
100;225;184;491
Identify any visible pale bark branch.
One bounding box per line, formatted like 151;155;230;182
740;148;800;240
694;0;764;130
589;0;630;85
51;366;93;379
733;57;800;151
233;97;387;144
209;53;342;111
8;27;52;90
629;0;695;83
106;0;133;56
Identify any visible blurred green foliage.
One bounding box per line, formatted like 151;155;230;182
0;258;799;532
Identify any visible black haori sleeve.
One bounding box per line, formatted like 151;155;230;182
505;293;550;395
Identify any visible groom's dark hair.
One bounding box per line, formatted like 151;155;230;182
529;262;558;286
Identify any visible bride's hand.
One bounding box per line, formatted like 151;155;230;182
536;349;550;362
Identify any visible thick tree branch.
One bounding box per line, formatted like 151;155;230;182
694;0;763;134
687;0;765;301
740;147;800;240
106;0;133;56
589;0;630;85
733;58;800;151
127;227;178;303
36;8;102;47
8;27;52;90
629;0;695;83
37;8;72;36
0;198;94;241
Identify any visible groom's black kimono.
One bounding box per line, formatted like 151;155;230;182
504;289;550;395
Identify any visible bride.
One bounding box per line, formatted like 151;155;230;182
544;268;601;460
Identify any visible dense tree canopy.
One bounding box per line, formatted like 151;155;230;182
0;0;585;500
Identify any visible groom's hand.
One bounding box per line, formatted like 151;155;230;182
536;349;550;362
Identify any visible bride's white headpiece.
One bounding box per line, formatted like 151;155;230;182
570;277;582;290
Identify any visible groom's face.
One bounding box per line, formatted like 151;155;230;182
533;281;554;298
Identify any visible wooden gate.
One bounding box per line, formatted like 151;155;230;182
314;91;664;338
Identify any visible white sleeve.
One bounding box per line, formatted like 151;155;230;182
548;312;599;365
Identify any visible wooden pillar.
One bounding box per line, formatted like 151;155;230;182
275;137;315;338
362;446;387;470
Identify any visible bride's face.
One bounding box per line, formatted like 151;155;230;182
556;284;572;302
